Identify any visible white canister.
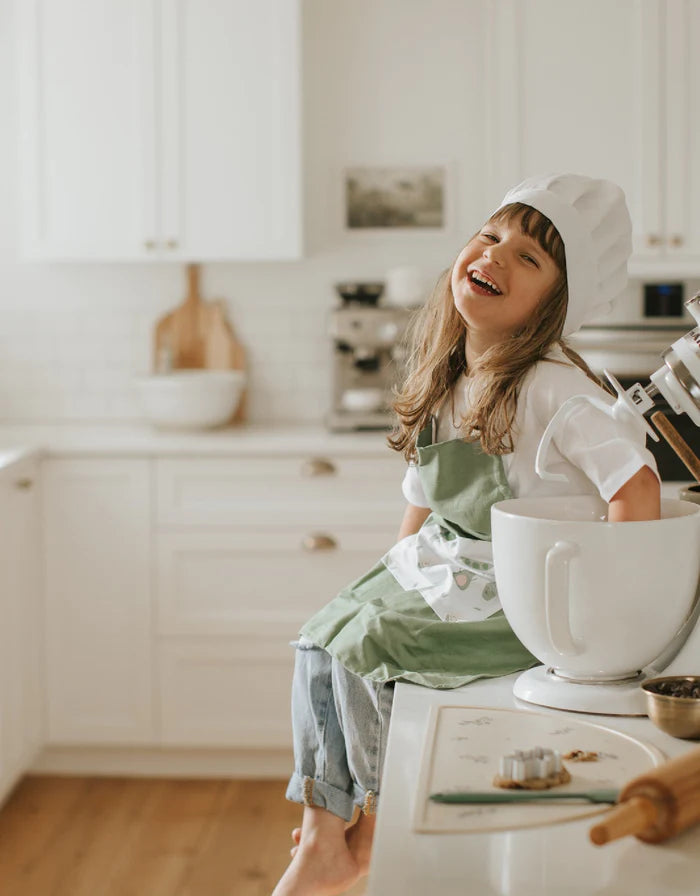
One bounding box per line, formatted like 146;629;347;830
385;266;425;307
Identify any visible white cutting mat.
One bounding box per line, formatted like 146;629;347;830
412;705;665;834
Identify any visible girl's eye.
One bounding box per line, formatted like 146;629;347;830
522;254;539;267
481;232;498;242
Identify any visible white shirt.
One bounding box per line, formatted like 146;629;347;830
401;345;659;507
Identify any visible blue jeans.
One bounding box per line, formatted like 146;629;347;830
285;638;395;822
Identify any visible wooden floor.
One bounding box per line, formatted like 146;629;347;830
0;775;368;896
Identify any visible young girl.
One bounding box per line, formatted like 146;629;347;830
271;173;660;896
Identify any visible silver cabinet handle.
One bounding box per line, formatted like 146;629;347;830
301;533;338;552
670;234;684;248
301;458;337;477
15;478;33;490
646;234;662;247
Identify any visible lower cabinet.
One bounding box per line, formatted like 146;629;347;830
0;456;43;803
42;458;153;744
40;449;405;752
158;636;296;748
153;454;404;749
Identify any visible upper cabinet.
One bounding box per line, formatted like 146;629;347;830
486;0;700;274
16;0;302;261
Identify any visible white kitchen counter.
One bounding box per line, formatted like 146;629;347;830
369;675;700;896
0;421;395;464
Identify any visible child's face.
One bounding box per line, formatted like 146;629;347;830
451;215;561;343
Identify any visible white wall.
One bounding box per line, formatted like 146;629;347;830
0;0;494;424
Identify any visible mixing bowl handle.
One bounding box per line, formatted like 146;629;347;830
545;540;583;656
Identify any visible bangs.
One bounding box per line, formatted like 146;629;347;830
489;202;566;271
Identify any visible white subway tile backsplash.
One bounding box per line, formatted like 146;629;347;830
0;264;339;423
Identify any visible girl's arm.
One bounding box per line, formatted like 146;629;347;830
608;465;661;522
397;503;432;541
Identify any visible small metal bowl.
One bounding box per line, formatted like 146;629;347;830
642;676;700;739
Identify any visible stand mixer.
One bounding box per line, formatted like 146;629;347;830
491;293;700;717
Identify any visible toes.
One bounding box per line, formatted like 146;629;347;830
291;827;301;844
289;845;299;858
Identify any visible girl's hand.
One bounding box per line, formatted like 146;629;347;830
607;465;661;522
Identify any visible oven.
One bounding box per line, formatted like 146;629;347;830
568;324;700;482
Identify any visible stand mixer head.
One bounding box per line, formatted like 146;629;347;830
492;293;700;716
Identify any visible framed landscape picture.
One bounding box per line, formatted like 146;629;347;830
343;166;448;231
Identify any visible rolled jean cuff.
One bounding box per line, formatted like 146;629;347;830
353;784;379;816
286;772;355;822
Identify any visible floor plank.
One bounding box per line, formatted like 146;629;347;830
0;776;368;896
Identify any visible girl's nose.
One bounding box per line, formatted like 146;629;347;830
483;242;506;266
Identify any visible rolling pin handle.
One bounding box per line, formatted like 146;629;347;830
590;796;658;846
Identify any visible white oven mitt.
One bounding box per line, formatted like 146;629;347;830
381;521;501;623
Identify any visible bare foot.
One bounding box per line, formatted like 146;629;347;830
290;814;376;876
272;808;361;896
345;813;376;876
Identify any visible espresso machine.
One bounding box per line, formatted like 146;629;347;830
326;282;415;431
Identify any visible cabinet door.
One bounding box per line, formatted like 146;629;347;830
487;0;661;259
43;459;154;744
0;458;42;804
664;0;700;260
16;0;158;260
158;636;294;748
159;0;302;260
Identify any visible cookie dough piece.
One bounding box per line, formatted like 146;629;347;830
563;749;599;762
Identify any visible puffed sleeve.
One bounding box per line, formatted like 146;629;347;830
528;359;660;502
401;463;431;507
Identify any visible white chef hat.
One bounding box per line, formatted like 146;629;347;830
496;173;633;337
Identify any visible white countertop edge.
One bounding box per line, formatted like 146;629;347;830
0;421;399;463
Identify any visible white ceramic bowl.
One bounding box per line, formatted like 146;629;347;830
491;496;700;681
135;370;245;430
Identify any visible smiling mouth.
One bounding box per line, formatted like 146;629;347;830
468;270;502;295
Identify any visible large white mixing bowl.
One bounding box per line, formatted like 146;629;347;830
491;496;700;682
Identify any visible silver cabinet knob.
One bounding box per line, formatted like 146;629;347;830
646;234;662;247
670;234;684;248
301;533;338;552
15;478;33;490
166;239;178;249
301;458;337;477
144;240;156;250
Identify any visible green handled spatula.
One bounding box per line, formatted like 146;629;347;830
430;789;619;805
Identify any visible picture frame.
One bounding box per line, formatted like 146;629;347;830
342;165;450;233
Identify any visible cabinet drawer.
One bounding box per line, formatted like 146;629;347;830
155;455;406;527
156;525;396;636
158;637;294;748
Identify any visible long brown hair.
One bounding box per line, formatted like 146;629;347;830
388;203;602;461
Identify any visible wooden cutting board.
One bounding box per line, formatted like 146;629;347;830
153;264;247;423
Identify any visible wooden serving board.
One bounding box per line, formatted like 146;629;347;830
153;264;247;423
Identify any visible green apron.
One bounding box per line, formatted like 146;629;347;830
299;419;538;688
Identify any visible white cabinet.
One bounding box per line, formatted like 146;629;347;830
38;448;405;753
16;0;301;261
153;453;405;748
487;0;700;269
0;456;43;805
42;459;153;744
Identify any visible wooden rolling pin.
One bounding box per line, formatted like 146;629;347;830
590;747;700;845
651;411;700;484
